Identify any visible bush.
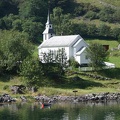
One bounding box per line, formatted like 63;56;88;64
3;85;9;90
68;58;80;68
84;11;97;20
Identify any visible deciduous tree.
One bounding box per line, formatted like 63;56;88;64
20;57;44;87
0;30;34;72
86;43;109;71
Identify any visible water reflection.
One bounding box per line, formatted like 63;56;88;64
0;101;120;120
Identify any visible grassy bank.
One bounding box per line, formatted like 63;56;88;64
0;70;120;97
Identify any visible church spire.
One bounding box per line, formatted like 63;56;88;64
46;9;51;24
43;8;55;41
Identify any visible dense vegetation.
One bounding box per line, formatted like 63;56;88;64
0;0;120;94
0;0;120;42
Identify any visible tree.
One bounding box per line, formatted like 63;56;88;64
84;11;97;20
113;10;120;23
99;7;115;22
86;43;109;71
0;0;18;18
42;63;65;81
42;48;68;68
87;24;97;36
22;20;43;43
19;0;47;22
0;30;34;73
112;27;120;39
97;24;111;37
41;48;67;80
56;48;68;68
20;57;44;87
51;7;72;35
68;57;79;68
50;0;74;13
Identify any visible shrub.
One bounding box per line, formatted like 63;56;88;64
84;11;97;20
3;85;9;90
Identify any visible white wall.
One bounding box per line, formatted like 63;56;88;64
75;39;87;52
38;47;70;61
80;52;89;64
69;46;74;58
75;51;89;65
43;34;53;41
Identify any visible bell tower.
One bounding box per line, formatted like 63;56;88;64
43;9;55;41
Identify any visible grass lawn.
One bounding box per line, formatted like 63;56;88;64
109;56;120;68
86;39;119;48
1;73;120;97
86;39;120;67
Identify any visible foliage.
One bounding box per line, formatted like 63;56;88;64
113;10;120;23
0;30;34;72
112;27;120;39
98;7;115;22
20;48;67;86
22;20;43;43
42;63;65;82
50;0;74;13
51;7;72;35
20;57;65;86
74;2;100;17
97;24;111;37
86;43;109;71
40;48;67;81
42;48;68;68
19;0;48;22
68;57;80;68
87;24;97;36
0;0;18;18
74;6;85;16
20;57;44;87
0;0;120;41
84;11;98;20
71;22;119;39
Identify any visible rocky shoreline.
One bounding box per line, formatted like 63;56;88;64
1;92;120;103
34;92;120;103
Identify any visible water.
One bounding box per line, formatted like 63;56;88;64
0;101;120;120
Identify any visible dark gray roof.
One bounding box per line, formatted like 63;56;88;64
43;28;55;34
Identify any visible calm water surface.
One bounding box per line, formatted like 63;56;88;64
0;101;120;120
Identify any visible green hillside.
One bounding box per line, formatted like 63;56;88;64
73;0;120;29
76;0;120;8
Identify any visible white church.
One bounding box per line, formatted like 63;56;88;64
38;11;89;66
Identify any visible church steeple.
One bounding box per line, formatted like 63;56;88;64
43;9;55;41
46;9;51;24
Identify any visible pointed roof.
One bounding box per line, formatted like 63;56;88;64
76;47;86;55
43;28;54;34
46;9;51;24
43;9;55;34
